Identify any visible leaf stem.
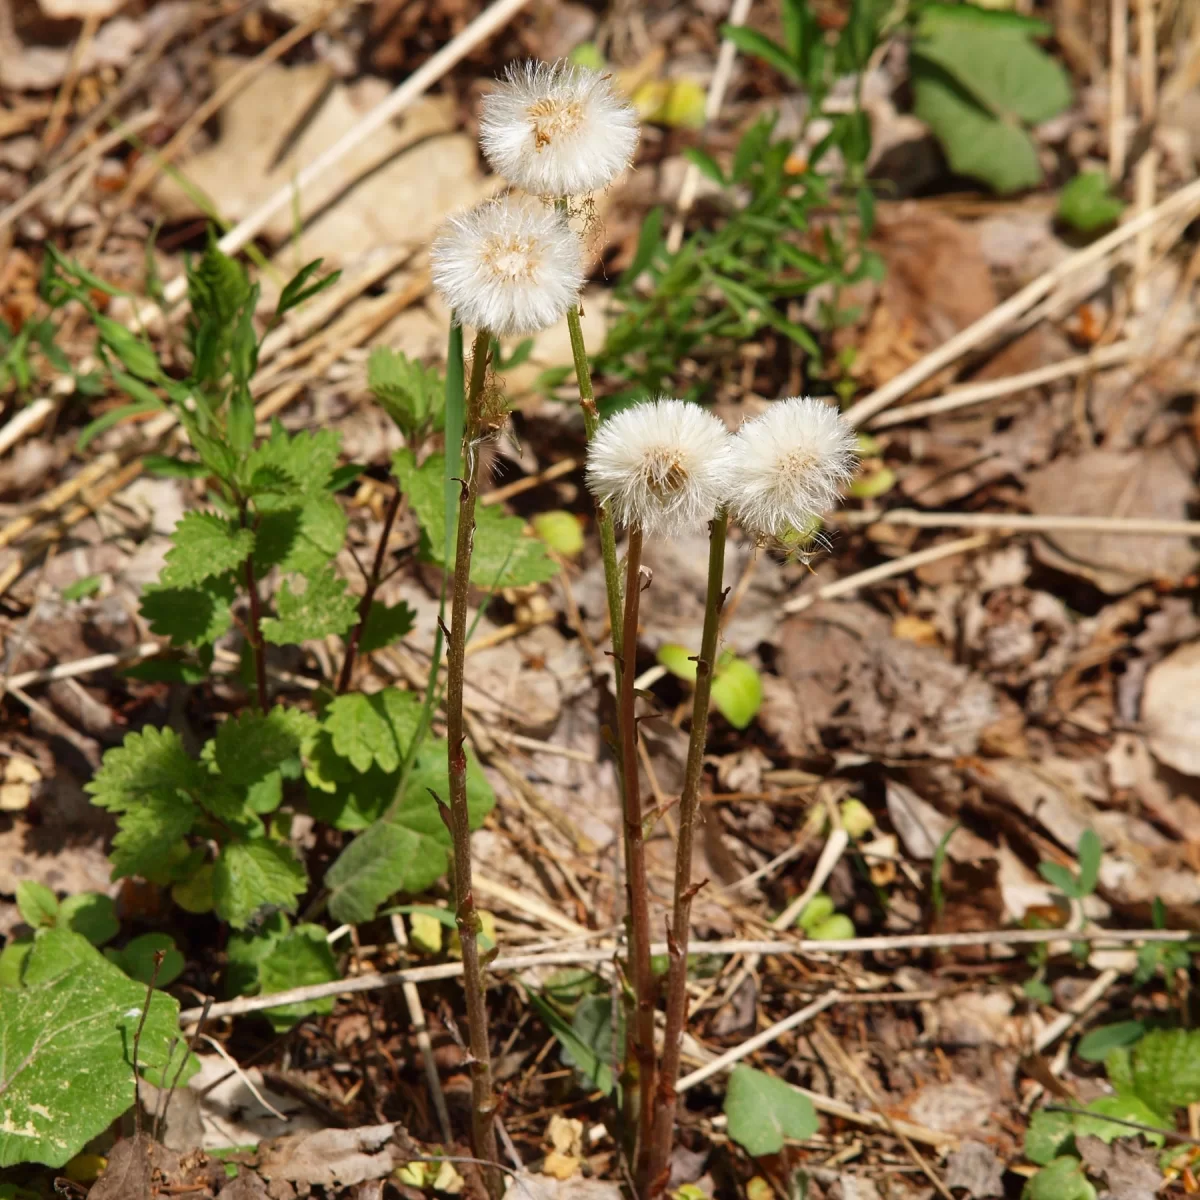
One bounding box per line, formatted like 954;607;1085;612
336;486;404;694
647;508;728;1192
566;304;623;662
617;525;656;1188
445;328;500;1197
240;505;269;711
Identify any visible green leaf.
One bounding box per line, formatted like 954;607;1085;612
531;510;584;558
915;19;1071;126
711;657;763;730
357;601;417;655
261;568;359;645
57;893;119;947
912;61;1043;194
245;425;342;496
15;881;57;928
1076;829;1102;895
161;512;254;588
724;1066;818;1156
1059;172;1126;233
86;727;203;879
213;841;307;931
0;929;184;1169
1021;1157;1096;1200
111;932;184;987
1078;1021;1145;1063
213;707;318;789
0;940;32;989
94;315;162;382
809;913;855;941
657;643;698;684
1038;860;1081;898
256;924;339;1030
225;912;289;998
253;493;347;576
368;347;444;437
683;149;725;187
324;688;423;775
76;398;162;452
324;741;494;924
61;574;103;602
140;576;236;648
392;450;558;588
530;992;621;1097
719;25;801;84
1074;1094;1167;1147
172;863;215;914
1130;1028;1200;1114
276;259;340;318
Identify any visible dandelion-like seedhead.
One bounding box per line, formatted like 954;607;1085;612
727;396;858;539
430;197;584;337
480;60;640;197
585;398;732;536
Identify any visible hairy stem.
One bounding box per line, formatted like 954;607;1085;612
337;486;404;694
445;329;500;1197
647;509;728;1192
240;505;269;712
617;525;656;1188
566;304;623;662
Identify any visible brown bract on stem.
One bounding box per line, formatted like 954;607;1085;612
445;328;501;1197
647;508;728;1191
616;525;656;1188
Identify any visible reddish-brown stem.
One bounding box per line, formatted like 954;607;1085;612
647;509;728;1192
618;525;656;1189
241;507;269;711
336;486;404;694
445;330;500;1197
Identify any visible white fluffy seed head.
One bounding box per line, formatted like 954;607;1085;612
480;60;640;197
430;197;584;337
585;398;733;536
727;396;858;538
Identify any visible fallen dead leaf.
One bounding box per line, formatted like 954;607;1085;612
943;1140;1005;1199
255;1123;402;1187
1077;1135;1161;1200
88;1133;152;1200
1140;641;1200;776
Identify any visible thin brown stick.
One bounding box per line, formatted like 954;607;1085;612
617;526;655;1187
445;330;500;1196
648;510;727;1191
1110;0;1130;180
337;486;404;693
178;927;1193;1025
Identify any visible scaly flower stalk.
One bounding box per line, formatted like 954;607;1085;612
444;330;501;1197
647;507;728;1192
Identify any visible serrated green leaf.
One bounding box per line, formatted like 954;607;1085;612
161;512;254;588
257;924;339;1030
253;492;347;575
323;688;422;774
213;707;318;788
1059;171;1126;233
245;425;342;496
0;929;184;1169
86;727;203;879
368;347;444;437
57;893;119;947
213;840;307;930
15;881;57;928
357;601;416;655
1025;1108;1076;1165
1130;1028;1200;1115
393;450;558;588
912;61;1043;194
261;568;359;646
324;741;494;924
140;576;236;648
724;1066;818;1156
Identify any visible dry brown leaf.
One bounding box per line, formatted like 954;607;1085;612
255;1124;402;1187
1140;641;1200;776
1022;440;1200;593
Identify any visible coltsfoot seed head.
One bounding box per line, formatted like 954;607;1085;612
726;396;858;538
585;398;733;536
480;60;640;197
430;196;584;337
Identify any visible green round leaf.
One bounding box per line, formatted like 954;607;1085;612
725;1065;818;1156
57;893;119;947
809;914;856;941
171;863;215;915
711;657;763;730
1076;1020;1144;1063
532;510;585;558
118;933;185;988
796;893;835;933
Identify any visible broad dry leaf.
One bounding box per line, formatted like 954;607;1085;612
255;1123;401;1186
1141;641;1200;776
1022;441;1199;593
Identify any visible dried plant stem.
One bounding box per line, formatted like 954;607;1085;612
337;487;404;694
616;526;656;1188
566;305;623;660
445;329;500;1197
647;509;728;1192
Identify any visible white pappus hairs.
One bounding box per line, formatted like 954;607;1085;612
430;196;585;338
479;59;640;197
585;398;733;537
727;396;858;538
